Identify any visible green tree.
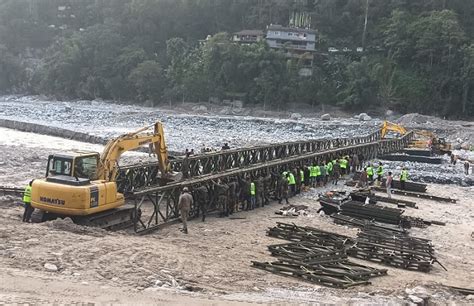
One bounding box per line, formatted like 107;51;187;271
129;60;166;103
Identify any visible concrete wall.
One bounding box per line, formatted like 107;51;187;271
0;119;107;145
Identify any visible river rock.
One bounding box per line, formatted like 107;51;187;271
321;113;331;121
461;142;471;150
44;263;58;272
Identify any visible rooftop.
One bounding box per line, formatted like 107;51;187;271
234;30;265;36
267;24;317;34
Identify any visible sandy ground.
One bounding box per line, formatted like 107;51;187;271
1;129;473;304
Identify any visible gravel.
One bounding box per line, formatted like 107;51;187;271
0;95;380;153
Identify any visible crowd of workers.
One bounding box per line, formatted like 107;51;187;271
176;151;414;234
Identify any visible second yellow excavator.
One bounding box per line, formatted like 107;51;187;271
30;121;179;228
380;120;407;138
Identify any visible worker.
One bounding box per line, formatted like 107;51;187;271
400;167;409;190
178;187;193;234
314;164;322;187
309;165;316;188
239;176;251;211
221;143;230;150
193;185;209;222
366;164;374;182
278;174;289;204
227;180;238;214
215;180;229;217
376;163;384;185
332;161;340;185
339;157;347;176
351;153;359;173
182;153;190;179
386;171;393;198
22;180;34;222
250;179;256;210
320;162;327;186
262;172;272;205
288;171;296;196
324;161;331;185
255;176;264;207
464;161;470;175
299;168;305;190
357;168;368;188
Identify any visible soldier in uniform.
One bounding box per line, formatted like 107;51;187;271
227;179;239;214
214;180;229;217
238;175;251;211
255;176;264;207
193;185;210;222
262;172;272;205
278;174;289;204
178;187;193;234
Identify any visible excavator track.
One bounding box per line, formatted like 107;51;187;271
30;205;140;230
72;204;140;230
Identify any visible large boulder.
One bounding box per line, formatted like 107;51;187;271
192;105;208;112
290;113;302;120
321;113;331;121
359;113;372;121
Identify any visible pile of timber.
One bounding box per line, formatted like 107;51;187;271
351;190;418;208
382;179;427;193
346;226;444;273
380;154;443;164
339;200;405;226
331;214;407;232
267;222;354;249
403;148;432;157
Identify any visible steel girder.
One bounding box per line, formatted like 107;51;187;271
129;132;413;234
116;130;385;193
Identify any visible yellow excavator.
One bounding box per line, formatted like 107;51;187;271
380;121;407;138
380;121;451;154
30;121;178;228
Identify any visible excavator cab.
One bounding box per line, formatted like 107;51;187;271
45;151;100;184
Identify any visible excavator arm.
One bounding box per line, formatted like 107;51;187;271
381;121;407;138
97;122;170;181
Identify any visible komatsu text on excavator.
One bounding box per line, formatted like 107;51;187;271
30;121;179;228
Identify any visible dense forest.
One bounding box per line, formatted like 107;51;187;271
1;0;474;117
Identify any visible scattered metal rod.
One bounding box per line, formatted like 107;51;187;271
446;286;474;295
347;227;444;272
0;186;24;197
253;238;387;288
371;187;457;203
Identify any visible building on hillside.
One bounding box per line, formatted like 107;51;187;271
265;25;316;53
232;30;265;44
265;25;317;75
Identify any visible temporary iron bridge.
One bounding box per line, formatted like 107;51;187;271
117;129;415;234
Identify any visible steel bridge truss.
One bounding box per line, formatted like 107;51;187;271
129;132;413;234
116;131;382;193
